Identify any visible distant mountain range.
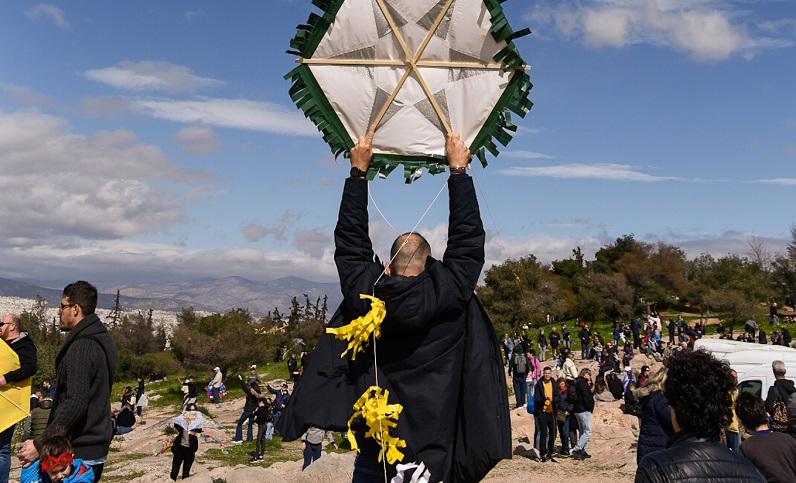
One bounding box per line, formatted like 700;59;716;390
0;276;343;316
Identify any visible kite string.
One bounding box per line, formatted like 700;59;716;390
371;178;448;288
469;168;512;262
369;191;401;237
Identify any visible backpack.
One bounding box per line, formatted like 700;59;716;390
514;353;527;374
772;387;796;432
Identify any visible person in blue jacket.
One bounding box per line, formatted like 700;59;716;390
634;367;674;463
21;428;94;483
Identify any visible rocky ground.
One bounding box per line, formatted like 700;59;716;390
11;353;662;482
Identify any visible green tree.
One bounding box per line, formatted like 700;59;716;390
477;255;545;328
20;296;63;387
170;308;267;374
551;247;585;290
615;241;687;310
590;234;639;273
573;272;633;321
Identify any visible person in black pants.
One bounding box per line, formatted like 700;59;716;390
534;367;560;462
171;404;200;481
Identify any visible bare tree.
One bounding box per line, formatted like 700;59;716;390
789;224;796;260
746;235;772;273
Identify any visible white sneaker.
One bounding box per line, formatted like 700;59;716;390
233;440;243;444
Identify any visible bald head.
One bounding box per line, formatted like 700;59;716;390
1;313;21;341
389;232;431;276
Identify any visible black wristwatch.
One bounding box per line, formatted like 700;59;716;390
350;166;366;179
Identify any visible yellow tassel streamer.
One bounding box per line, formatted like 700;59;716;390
347;386;406;464
326;294;386;360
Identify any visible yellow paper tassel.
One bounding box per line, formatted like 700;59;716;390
347;386;406;465
326;294;386;360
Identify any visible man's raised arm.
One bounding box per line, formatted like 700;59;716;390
334;125;378;300
441;132;485;298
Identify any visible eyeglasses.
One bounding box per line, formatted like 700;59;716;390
58;303;77;311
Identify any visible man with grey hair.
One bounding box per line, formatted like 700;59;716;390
571;367;594;459
765;359;796;435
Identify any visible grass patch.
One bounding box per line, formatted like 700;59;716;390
201;436;304;467
102;471;146;482
112;361;294;411
106;452;150;464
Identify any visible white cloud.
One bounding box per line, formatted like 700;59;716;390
292;227;332;258
84;61;223;93
501;150;553;159
26;4;71;30
525;0;791;61
185;9;206;20
0;218;786;287
77;95;135;118
499;163;678;181
752;178;796;185
131;97;318;136
0;240;339;286
0;84;54;105
171;122;221;154
0;108;215;243
241;221;286;242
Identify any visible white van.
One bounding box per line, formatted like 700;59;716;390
694;338;796;397
736;362;796;399
694;338;796;360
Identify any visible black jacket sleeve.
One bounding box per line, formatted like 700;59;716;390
6;337;37;383
438;174;485;302
334;178;382;314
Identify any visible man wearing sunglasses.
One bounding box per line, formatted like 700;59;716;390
0;313;37;483
17;281;117;481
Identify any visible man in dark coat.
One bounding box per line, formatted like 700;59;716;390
578;324;591;360
571;368;594;459
630;318;641;350
18;281;117;482
277;128;510;482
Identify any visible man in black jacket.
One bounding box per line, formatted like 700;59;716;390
571;368;594;459
635;349;765;482
277;127;510;482
578;325;591;360
18;281;117;482
765;359;796;436
0;313;37;483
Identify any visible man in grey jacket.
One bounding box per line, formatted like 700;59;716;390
301;427;337;470
18;281;117;481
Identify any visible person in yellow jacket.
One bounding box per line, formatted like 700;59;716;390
725;370;741;452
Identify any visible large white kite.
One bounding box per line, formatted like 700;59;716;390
287;0;533;182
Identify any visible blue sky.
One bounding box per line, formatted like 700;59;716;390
0;0;794;288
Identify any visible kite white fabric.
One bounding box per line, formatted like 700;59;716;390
287;0;533;182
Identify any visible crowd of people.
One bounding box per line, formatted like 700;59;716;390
501;312;796;482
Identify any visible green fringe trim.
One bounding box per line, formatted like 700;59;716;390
288;0;346;58
470;0;534;167
286;0;533;182
285;64;353;157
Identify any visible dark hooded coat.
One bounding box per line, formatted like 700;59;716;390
277;174;510;482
